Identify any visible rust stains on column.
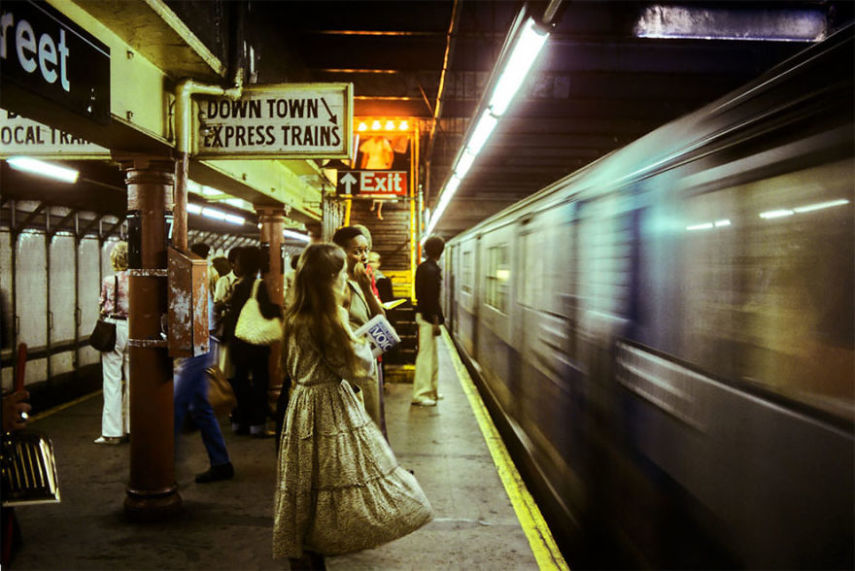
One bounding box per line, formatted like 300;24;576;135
173;152;189;253
119;155;182;521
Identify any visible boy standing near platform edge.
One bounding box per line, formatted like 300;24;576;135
412;236;445;407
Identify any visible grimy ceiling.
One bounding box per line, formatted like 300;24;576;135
4;1;852;240
236;0;852;237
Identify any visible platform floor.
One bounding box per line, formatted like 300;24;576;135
10;332;563;570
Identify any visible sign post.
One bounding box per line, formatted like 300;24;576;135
195;83;352;159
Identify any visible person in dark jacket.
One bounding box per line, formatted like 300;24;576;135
223;247;282;437
411;236;445;406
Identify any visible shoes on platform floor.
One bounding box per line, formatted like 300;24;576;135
250;426;276;439
93;435;123;445
435;393;445;400
411;398;437;407
195;462;234;483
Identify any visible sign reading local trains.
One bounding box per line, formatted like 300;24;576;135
196;83;352;159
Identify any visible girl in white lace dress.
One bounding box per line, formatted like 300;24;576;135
273;243;432;567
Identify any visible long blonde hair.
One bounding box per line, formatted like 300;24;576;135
284;243;358;371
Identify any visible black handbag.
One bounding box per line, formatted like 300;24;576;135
89;276;118;352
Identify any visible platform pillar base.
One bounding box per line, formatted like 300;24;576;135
124;485;183;522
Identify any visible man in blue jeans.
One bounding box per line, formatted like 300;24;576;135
174;245;234;483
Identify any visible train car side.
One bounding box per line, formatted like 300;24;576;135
444;26;854;569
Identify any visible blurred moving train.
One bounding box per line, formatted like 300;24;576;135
442;25;853;569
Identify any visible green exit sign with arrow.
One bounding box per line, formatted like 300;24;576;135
195;83;352;159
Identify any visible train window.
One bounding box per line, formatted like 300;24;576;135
578;196;631;319
462;250;473;293
663;160;854;418
485;244;510;312
519;229;545;309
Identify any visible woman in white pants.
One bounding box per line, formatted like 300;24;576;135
95;241;130;445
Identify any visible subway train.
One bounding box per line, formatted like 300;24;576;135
442;25;853;569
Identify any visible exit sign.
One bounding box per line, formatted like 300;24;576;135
337;170;408;197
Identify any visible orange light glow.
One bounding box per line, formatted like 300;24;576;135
357;122;368;132
399;121;409;130
371;120;382;130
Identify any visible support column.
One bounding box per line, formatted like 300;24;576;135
118;155;182;521
258;207;285;415
257;207;285;305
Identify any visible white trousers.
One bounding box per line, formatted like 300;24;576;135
412;313;439;401
101;318;130;437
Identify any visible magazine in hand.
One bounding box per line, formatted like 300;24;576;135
381;298;406;310
353;314;401;358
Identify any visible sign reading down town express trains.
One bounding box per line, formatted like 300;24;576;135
195;83;352;159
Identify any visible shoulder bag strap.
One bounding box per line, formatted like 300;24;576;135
113;275;118;315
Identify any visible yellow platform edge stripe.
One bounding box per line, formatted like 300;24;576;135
442;328;570;571
28;390;101;423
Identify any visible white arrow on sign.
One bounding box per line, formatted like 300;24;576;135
340;172;358;194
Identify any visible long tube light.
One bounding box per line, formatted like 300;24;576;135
283;229;311;242
488;18;550;116
424;14;550;239
200;206;245;225
7;156;79;183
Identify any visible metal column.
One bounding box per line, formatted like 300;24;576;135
119;156;182;521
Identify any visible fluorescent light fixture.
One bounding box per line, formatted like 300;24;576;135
635;6;827;42
444;174;462;197
793;199;849;213
489;18;549;116
7;156;79;183
223;214;245;225
466;112;499;156
283;229;311;242
687;218;731;231
201;207;224;220
201;207;244;225
496;269;511;281
423;9;550;240
455;150;477;179
760;209;794;219
687;222;714;231
187;203;203;215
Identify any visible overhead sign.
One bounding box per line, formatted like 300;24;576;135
336;170;408;197
0;0;111;124
196;83;352;159
0;108;109;158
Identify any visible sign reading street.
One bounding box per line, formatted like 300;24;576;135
336;170;408;197
0;0;111;124
196;83;352;159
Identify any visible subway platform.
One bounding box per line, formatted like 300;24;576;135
8;331;567;570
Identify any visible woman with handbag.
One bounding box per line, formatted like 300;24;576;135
273;243;432;567
95;241;130;445
225;246;282;437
